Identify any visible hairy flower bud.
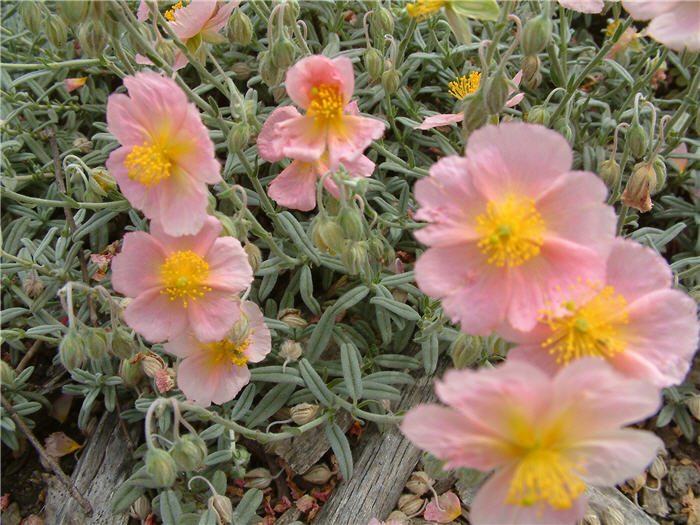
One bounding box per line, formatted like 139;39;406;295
259;51;282;87
171;434;207;471
209;494;233;524
45;15;68;48
290;403;319;425
341;241;368;275
146;449;177;487
364;47;383;82
271;36;296;70
156;39;178;68
521;14;551;56
398;493;424;515
599;157;621;189
337;206;365;241
231;61;252;80
312;216;345;254
280;340;303;363
227;9;254;46
652;155;667;192
0;360;14;385
244;467;272;489
381;69;401;95
59;1;90;24
521;54;541;89
685;397;700;421
553;118;573;143
85;327;108;360
244;243;262;274
281;0;300;26
21;1;43;34
119;358;143;387
621;161;656;212
462;92;488;135
627;122;647;159
228;122;250;152
370;7;394;40
302;464;333;485
89;167;117;195
59;328;87;370
449;333;482;368
485;71;509;114
526;105;551;126
109;326;136;360
79;20;108;58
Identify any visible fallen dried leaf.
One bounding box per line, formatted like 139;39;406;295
44;432;83;458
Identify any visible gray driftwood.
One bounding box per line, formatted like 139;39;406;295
44;410;136;525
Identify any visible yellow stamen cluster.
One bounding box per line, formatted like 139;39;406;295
165;1;186;21
605;19;620;38
307;84;344;123
203;334;254;369
125;141;172;188
448;72;481;100
160;250;212;307
406;0;448;20
475;195;545;267
539;281;629;364
507;448;586;510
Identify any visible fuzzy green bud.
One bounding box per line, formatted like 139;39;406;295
599;157;621;189
86;327;109;360
368;234;384;259
87;1;107;21
155;39;178;68
337;206;365;241
449;333;482;368
381;69;401;95
652;155;667;193
171;434;207;471
21;1;43;34
312;217;345;254
521;54;541;89
228;122;250;152
370;7;394;40
88;168;117;195
553;118;573;143
217;213;249;239
59;328;87;370
244;243;262;274
78;20;108;58
45;15;68;49
271;36;296;70
281;0;300;25
462;92;488;135
627;122;647;159
59;1;90;24
364;47;383;82
119;358;143;387
341;241;368;275
110;327;136;360
227;9;254;46
146;449;177;487
526;105;551;126
0;361;14;385
382;243;396;265
259;51;281;87
485;71;509;114
521;14;552;56
128;24;153;56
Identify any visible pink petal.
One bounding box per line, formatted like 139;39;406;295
285;55;354;110
423;491;461;523
558;0;605;13
568;428;662;486
504;93;524;108
170;0;217;40
645;2;700;51
505;344;561;375
206;237;254;294
321;154;375;199
326;114;386;170
177;350;251;407
154;174;210;236
604;238;671;302
669;143;688;174
470;465;588;525
258;106;302;162
137;0;150;20
111;231;167;298
414;113;464;130
400;405;512;471
124;288;188;342
275;115;327;162
150;215;222;257
240;301;271;363
187;293;242;343
64;77;87;92
622;0;679;20
268;160;319;211
106;93;150;146
163;332;199;359
203;0;240;33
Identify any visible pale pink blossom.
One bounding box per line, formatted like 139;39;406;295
557;0;606;13
622;0;700;52
64;77;87;92
415;71;523;131
669;143;688;174
413;123;616;334
106;72;220;236
260;55;385;171
502;238;698;389
423;491;461;523
401;359;663;525
111;216;253;344
164;301;271;407
258;103;375;211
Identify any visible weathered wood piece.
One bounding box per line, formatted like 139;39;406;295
313;362;447;524
44;410;136;525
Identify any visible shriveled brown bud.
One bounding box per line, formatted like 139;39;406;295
686;397;700;420
209;494;233;524
397;493;424;516
129;495;151;521
387;511;409;524
648;455;668;480
302;464;333;485
405;471;433;496
21;273;44;298
244;467;272;489
72;136;93;154
290;403;319;425
278;308;308;328
138;352;166;378
280;340;303;362
625;472;646;492
621;161;656;213
521;54;541;89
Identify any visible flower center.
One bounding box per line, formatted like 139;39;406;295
307;84;344;123
406;0;447;19
507;448;586;510
448;72;481;100
125;141;172;188
539;281;629;365
203;335;254;369
165;1;186;21
475;195;545;267
159;250;212;307
606;19;620;37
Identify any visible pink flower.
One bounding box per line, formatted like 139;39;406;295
501;238;698;389
164;301;271;406
111;216;253;344
260;55;385;171
258;104;375;211
423;491;461;523
106;72;220;236
622;1;700;52
413;123;616;334
401;359;663;525
64;77;87;92
669;142;688;174
557;0;606;13
415;71;523;131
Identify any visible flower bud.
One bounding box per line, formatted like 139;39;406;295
146;448;177;487
337;206;365;241
72;136;93;154
21;1;43;34
88;1;107;22
686;397;700;421
627;122;647;159
280;340;303;363
521;55;541;89
244;467;272;489
228;122;250;152
209;494;233;524
364;47;383;82
553;118;573;143
625;472;646;492
387;511;409;524
312;217;345;254
231;62;252;80
119;358;143;387
78;20;108;58
0;361;14;385
59;1;90;24
89;167;117;194
259;51;282;87
370;7;394;40
244;243;262;274
129;495;151;521
485;71;509;114
278;308;308;329
156;39;178;68
227;9;254;46
128;24;154;56
290;403;319;425
59;328;87;370
341;241;368;275
599;157;621;189
449;333;482;368
381;69;401;95
217;214;249;239
45;15;68;48
271;36;296;70
462;92;488;135
521;14;551;56
405;471;433;496
171;434;207;471
21;273;44;298
302;464;333;485
109;327;136;360
85;327;109;360
397;493;424;515
281;0;300;26
526;105;550;126
139;352;166;378
652;155;667;193
621;161;655;212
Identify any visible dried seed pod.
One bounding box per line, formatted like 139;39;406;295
302;464;333;485
686;397;700;420
279;340;303;362
648;455;668;480
209;494;233;524
244;467;272;489
129;495;151;520
397;493;423;516
278;308;308;328
625;471;647;492
405;470;433;496
290;403;319;425
387;511;409;524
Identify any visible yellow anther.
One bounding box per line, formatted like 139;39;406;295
406;0;448;20
159;250;212;307
448;71;481;100
203;335;254;369
165;1;185;21
307;84;344;123
124;141;172;188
